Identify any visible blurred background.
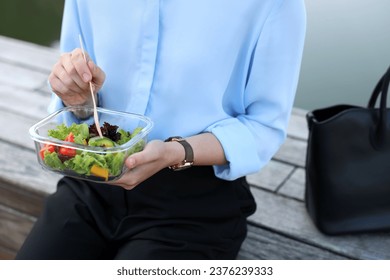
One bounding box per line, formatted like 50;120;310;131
296;0;390;110
0;0;389;110
0;0;64;47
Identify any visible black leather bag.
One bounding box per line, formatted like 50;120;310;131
305;66;390;235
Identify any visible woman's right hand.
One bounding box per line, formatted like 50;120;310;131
48;48;106;107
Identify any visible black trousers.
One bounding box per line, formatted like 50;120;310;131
16;166;256;260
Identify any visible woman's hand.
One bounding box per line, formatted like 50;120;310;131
109;133;227;190
109;140;184;190
48;48;106;107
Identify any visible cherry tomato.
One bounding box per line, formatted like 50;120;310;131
59;132;77;157
39;144;55;159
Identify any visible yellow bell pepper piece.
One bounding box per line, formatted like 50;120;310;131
90;164;109;181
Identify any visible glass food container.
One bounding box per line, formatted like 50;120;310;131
29;106;153;182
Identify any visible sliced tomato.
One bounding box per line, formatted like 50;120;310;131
59;146;77;157
39;144;55;159
64;132;75;143
59;132;77;157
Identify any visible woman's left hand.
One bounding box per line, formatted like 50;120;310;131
109;133;227;190
108;140;182;190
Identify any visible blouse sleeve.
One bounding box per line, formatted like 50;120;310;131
206;0;306;180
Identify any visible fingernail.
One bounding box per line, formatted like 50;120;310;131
83;73;91;82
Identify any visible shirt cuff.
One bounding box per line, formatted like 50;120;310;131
205;118;262;181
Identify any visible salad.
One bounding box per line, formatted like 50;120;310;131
39;122;144;181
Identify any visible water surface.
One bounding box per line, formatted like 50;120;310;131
296;0;390;110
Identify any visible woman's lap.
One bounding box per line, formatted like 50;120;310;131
16;167;255;260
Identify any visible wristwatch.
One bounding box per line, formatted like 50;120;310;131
164;136;194;171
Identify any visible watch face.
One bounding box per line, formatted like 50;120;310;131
169;161;193;171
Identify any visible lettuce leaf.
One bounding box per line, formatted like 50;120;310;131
64;152;106;175
104;152;125;176
62;151;125;176
43;152;64;170
45;123;145;178
48;123;89;142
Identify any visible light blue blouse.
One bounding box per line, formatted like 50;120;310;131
49;0;306;180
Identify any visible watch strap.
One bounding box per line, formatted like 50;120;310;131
164;136;194;170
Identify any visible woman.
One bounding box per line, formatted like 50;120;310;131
17;0;306;259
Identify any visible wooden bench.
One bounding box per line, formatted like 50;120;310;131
1;35;390;260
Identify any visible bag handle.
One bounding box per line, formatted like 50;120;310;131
367;66;390;148
367;72;386;108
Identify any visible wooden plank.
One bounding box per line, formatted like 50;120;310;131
0;84;51;120
248;187;390;259
0;141;59;197
0;109;39;150
0;180;45;218
0;61;48;90
246;160;294;192
292;107;307;117
0;35;59;73
273;137;307;167
238;224;349;260
287;108;309;140
0;245;15;260
0;204;35;253
278;167;305;201
35;81;54;96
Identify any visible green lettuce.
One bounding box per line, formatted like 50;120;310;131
44;123;145;179
43;152;64;170
63;151;126;176
48;123;89;143
105;152;125;176
64;152;106;175
117;127;143;145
